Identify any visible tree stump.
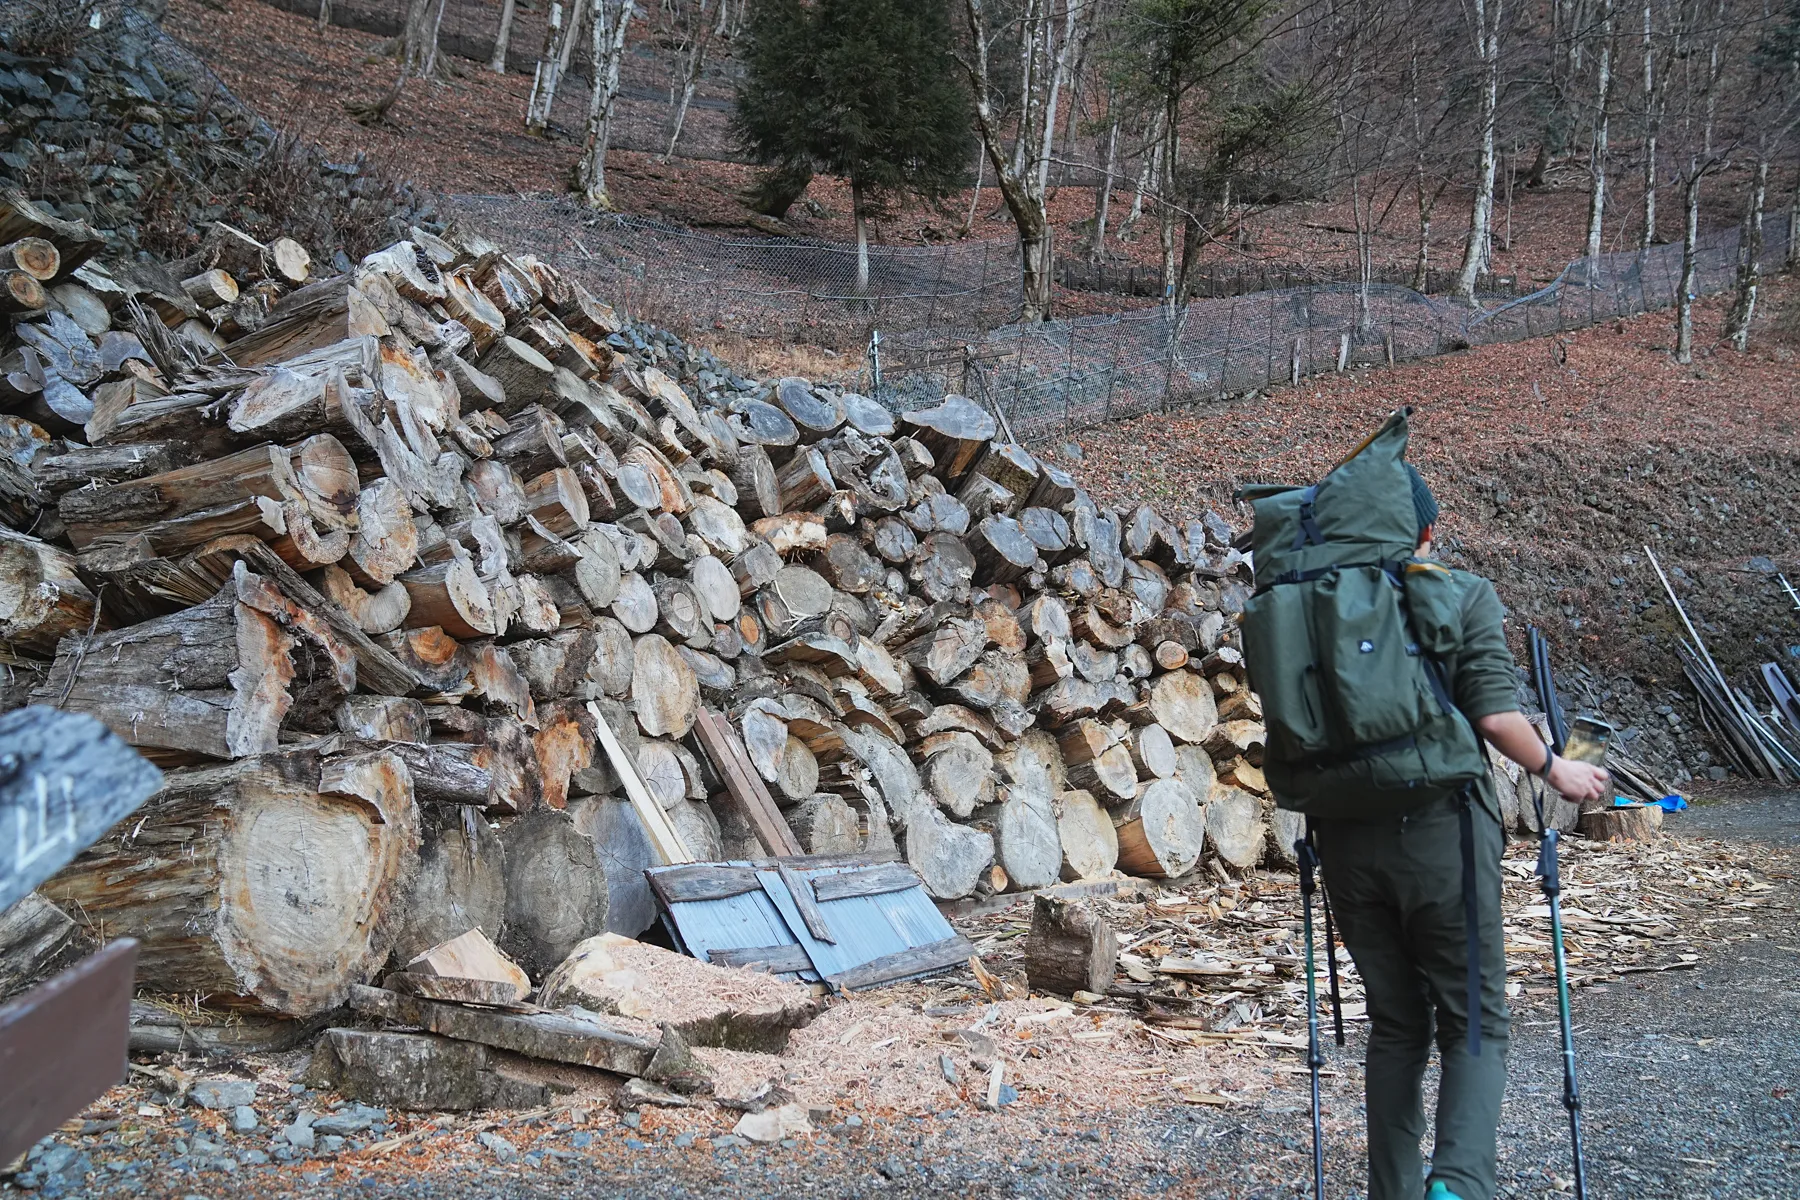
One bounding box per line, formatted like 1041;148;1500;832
1113;777;1205;879
1578;804;1662;842
1205;785;1266;869
1024;895;1118;997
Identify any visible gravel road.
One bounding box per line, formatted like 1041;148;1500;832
15;794;1794;1200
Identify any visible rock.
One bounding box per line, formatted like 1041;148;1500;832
229;1106;259;1134
318;1135;346;1154
282;1121;315;1150
188;1079;256;1111
302;1029;556;1111
877;1156;908;1179
476;1131;518;1162
312;1103;386;1135
732;1103;813;1143
711;1134;749;1150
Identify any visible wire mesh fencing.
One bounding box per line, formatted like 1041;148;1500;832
449;191;1789;440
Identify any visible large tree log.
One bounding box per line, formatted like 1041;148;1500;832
900;395;996;483
1144;670;1219;745
33;571;351;763
772;377;845;439
401;557;497;639
785;794;860;855
390;808;507;967
994;787;1062;890
44;744;419;1016
920;730;994;819
1068;742;1137;802
969;514;1038;585
497;808;609;979
1113;777;1205;879
903;808;995;900
1024;894;1117;996
390;718;539;814
1056;790;1119;882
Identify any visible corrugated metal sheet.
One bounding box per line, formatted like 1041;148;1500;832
648;860;968;991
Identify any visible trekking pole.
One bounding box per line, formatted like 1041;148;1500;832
1527;627;1589;1200
1295;834;1326;1200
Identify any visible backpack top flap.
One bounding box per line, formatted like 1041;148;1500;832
1240;408;1421;582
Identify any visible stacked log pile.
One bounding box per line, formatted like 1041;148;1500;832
0;207;1279;1021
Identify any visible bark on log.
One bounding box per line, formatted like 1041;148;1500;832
1024;894;1117;996
401;557;497;639
0;891;76;999
1113;777;1205;879
1129;724;1178;780
969;514;1038;585
1068;742;1136;802
44;744;419;1016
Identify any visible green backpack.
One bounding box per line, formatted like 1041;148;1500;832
1237;408;1488;819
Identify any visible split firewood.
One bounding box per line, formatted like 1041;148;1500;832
1056;789;1119;882
1024;895;1118;996
1113;777;1205;879
1204;785;1267;870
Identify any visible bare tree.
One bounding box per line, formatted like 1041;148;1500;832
491;0;519;72
345;0;443;125
959;0;1084;322
663;0;722;160
1584;0;1615;259
1453;0;1504;301
526;0;587;135
573;0;638;208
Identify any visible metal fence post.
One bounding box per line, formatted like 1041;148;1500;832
1105;320;1122;424
1064;323;1077;435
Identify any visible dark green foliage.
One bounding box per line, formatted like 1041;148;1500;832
734;0;972;214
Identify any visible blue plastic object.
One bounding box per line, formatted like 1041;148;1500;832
1614;794;1687;812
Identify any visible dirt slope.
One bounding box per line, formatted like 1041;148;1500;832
1053;279;1800;786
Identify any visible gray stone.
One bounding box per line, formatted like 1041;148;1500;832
281;1123;315;1151
877;1157;908;1179
304;1029;551;1111
229;1107;259;1135
189;1079;257;1111
312;1104;386;1136
711;1134;747;1150
619;1111;641;1129
476;1132;517;1162
318;1136;346;1154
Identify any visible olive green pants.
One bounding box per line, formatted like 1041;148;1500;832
1314;791;1510;1200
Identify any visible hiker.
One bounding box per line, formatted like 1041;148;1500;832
1238;410;1610;1200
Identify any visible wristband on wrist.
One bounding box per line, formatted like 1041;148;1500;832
1536;746;1556;778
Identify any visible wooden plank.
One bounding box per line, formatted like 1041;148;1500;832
692;709;803;857
0;939;139;1164
773;862;835;944
347;985;658;1076
826;935;977;992
0;707;163;913
706;943;814;973
383;972;529;1008
647;864;763;904
588;701;693;865
808;862;923;903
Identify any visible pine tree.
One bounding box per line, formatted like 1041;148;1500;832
735;0;971;291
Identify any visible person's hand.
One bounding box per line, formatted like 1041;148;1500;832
1547;756;1610;804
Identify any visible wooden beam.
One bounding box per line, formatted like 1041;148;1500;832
588;701;693;865
772;863;834;945
692;709;803;858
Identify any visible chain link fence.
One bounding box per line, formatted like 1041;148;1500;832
448;192;1790;439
